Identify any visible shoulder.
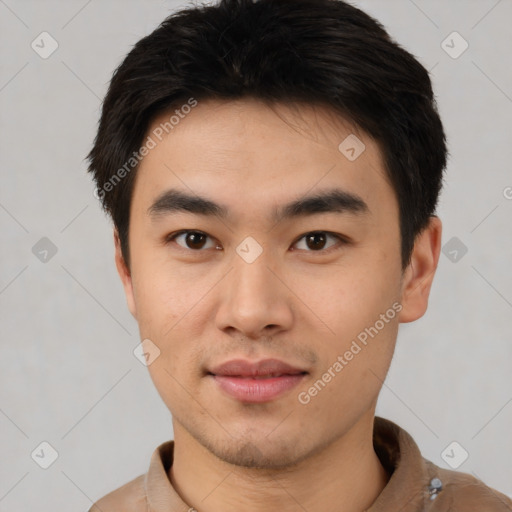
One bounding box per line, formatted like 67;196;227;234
424;460;512;511
88;473;147;512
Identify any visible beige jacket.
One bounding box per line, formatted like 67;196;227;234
89;416;512;511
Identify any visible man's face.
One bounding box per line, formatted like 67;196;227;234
119;98;409;467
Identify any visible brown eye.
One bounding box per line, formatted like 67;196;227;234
167;231;217;250
184;232;207;249
305;232;327;250
293;231;344;252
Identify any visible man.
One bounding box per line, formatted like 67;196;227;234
87;0;512;510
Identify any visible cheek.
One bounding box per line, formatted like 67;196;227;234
131;263;209;362
299;315;398;419
131;260;197;333
294;261;399;337
292;253;401;386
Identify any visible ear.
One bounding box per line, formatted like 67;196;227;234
114;229;137;318
398;216;442;323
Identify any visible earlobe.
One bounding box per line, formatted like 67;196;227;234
114;229;137;318
398;216;442;323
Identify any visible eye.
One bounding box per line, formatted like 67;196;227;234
166;230;220;251
292;231;346;253
165;230;347;253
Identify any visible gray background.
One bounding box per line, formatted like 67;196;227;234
1;0;511;509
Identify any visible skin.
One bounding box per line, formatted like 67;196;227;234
114;98;442;512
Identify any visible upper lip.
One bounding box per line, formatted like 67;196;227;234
208;358;308;377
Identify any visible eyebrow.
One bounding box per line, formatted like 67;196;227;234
147;187;370;223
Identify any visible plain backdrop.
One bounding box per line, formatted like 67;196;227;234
0;0;511;510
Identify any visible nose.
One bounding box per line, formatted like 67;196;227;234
214;250;294;339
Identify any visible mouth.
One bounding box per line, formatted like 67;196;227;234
206;358;309;403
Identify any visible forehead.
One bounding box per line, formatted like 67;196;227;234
132;98;396;224
147;97;368;153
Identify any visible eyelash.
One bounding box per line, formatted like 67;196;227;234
165;230;349;254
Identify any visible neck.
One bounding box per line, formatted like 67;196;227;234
169;411;390;512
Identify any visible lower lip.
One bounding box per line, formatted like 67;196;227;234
211;374;307;403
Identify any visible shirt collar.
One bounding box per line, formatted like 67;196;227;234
144;416;436;511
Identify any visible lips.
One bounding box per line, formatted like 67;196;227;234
207;358;308;403
208;358;307;378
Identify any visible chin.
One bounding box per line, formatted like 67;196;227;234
175;411;325;469
213;441;304;469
